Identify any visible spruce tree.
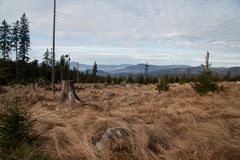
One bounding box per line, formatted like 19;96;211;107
11;21;20;83
59;55;69;81
192;51;218;95
92;61;98;82
19;13;30;63
11;20;20;61
42;49;52;66
0;20;11;61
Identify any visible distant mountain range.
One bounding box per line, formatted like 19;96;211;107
70;62;131;73
70;62;240;77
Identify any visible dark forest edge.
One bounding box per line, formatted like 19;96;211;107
1;58;240;86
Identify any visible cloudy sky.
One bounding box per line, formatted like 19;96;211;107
0;0;240;67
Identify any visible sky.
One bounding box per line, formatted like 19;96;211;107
0;0;240;67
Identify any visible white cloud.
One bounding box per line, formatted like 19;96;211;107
0;0;240;66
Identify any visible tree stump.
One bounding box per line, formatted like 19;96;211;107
60;80;81;103
32;83;37;91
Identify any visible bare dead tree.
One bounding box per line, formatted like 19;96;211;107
204;51;210;72
52;0;56;94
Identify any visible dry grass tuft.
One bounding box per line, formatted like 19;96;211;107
0;82;240;159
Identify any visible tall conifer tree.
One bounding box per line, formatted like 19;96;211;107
92;61;98;82
11;20;20;61
0;20;11;61
19;13;30;63
42;48;52;66
11;20;20;82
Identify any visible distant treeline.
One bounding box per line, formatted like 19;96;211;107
1;57;240;86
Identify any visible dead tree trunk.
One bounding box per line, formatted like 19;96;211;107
205;51;210;72
61;80;81;103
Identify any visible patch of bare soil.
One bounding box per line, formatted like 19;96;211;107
0;82;240;160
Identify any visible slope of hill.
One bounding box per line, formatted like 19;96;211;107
113;65;240;77
114;64;190;74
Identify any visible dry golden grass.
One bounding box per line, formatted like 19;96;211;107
0;82;240;160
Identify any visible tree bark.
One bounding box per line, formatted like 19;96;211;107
60;80;81;103
205;51;210;72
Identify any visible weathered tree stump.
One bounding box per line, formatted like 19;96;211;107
32;83;37;91
60;80;81;103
